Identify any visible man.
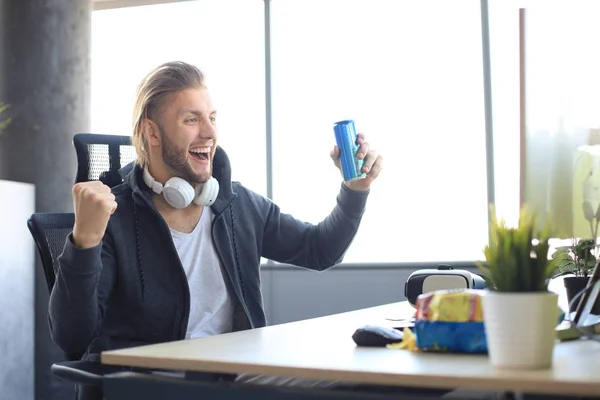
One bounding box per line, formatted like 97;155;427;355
49;61;383;399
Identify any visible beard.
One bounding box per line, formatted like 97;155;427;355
158;124;212;184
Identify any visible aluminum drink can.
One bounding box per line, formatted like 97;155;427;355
333;120;366;181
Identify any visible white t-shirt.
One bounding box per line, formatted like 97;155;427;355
169;208;234;339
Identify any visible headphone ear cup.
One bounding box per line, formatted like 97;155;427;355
193;177;220;206
163;177;195;209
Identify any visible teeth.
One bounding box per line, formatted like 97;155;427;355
190;147;211;153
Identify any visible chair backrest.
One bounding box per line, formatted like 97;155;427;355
27;213;90;362
73;133;136;187
27;213;75;293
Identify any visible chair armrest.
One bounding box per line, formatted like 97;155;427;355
51;360;132;386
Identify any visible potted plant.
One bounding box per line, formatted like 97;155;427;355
551;238;600;313
477;205;559;369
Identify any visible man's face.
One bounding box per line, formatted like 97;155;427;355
155;87;218;185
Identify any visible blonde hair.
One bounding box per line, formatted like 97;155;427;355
132;61;207;167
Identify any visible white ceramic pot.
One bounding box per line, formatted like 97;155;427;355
482;291;558;369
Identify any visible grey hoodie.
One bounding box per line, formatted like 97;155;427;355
49;146;369;360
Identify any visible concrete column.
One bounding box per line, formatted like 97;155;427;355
0;0;91;399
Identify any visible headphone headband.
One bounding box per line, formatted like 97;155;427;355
142;167;219;208
143;166;164;194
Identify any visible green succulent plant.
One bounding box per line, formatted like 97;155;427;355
477;205;557;292
0;101;11;136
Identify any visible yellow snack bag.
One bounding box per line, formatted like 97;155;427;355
416;289;483;322
413;289;487;353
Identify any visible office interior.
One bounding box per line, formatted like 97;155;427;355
1;0;599;399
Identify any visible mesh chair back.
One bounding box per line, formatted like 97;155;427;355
73;133;136;187
27;213;90;362
27;213;75;293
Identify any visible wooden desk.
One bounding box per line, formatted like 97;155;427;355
102;302;600;397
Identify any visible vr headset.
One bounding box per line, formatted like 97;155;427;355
404;264;486;307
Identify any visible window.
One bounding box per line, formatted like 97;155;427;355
270;0;488;262
488;0;600;310
487;0;522;229
91;0;267;195
489;0;600;236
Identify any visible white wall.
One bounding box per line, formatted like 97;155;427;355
0;179;35;400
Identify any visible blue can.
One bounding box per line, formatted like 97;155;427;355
333;120;366;181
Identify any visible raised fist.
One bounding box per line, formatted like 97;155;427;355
72;181;117;249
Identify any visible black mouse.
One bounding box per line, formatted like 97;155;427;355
352;325;404;347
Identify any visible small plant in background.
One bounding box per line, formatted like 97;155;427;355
557;196;600;313
552;238;597;278
551;192;600;279
0;101;11;136
477;205;557;292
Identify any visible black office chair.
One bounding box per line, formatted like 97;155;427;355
27;212;75;293
37;134;218;398
27;213;127;396
24;136;139;399
73;133;136;187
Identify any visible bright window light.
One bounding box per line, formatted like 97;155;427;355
270;0;488;263
91;0;266;195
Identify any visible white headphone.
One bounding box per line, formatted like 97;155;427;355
142;167;219;209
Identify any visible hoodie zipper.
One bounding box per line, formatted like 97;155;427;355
211;209;254;330
134;192;191;341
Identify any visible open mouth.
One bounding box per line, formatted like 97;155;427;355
189;147;210;162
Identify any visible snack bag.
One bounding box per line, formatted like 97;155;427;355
414;289;487;353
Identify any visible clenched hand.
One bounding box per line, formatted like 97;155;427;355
72;181;117;249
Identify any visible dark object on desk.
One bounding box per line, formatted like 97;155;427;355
564;276;600;314
404;264;486;306
352;325;404;347
557;262;600;342
572;263;600;340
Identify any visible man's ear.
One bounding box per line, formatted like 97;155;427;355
141;118;161;147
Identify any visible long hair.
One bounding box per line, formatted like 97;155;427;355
131;61;206;167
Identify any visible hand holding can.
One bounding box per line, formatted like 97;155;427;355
333;120;367;182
